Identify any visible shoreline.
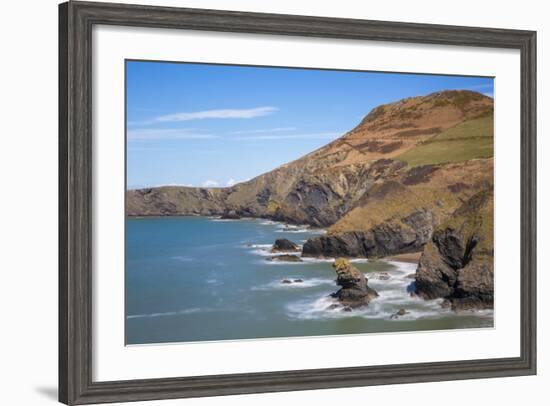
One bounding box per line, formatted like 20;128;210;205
130;215;423;266
128;214;327;232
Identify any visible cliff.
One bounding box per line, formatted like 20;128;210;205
128;90;494;260
414;189;494;310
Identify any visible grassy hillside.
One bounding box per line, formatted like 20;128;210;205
327;158;493;234
397;115;493;167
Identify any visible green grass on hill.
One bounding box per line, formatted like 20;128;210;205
397;116;493;167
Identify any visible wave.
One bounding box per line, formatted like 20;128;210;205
285;296;343;320
171;256;193;262
252;277;335;291
274;223;326;234
237;238;490;323
127;307;204;319
247;244;272;249
206;278;223;286
382;260;417;274
245;243;306;259
210;216;258;222
275;228;311;234
255;219;326;234
301;257;369;264
285;293;452;321
244;244;274;257
258;220;280;226
263;259;308;265
284;259;458;321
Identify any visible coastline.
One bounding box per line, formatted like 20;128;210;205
126;216;494;344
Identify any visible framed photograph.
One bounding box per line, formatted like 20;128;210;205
59;1;536;404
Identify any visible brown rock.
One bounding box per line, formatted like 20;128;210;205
415;190;494;310
390;308;410;319
266;254;303;262
331;258;378;308
271;239;300;253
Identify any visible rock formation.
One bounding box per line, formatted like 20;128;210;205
414;190;494;310
331;258;378;308
266;254;303;262
302;208;437;258
281;279;303;284
271;239;300;253
390;308;410;319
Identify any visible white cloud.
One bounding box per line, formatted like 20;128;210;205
128;128;217;140
233;131;343;141
158;183;194;187
155;106;278;122
229;127;296;135
226;178;237;187
127;182;194;190
202;180;219;187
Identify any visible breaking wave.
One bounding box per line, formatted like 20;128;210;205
284;260;485;322
127;307;205;319
252;277;335;291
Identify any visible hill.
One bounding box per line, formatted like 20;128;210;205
128;90;494;260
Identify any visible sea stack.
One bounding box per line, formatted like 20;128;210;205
331;258;378;308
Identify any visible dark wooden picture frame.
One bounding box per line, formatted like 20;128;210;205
59;1;537;404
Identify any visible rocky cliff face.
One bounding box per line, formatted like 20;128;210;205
303;208;437;258
414;190;494;310
127;187;227;216
127;90;494;262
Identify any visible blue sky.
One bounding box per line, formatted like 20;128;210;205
126;61;493;189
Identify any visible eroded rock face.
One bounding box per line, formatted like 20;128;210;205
415;190;494;310
271;239;300;253
331;258;378;308
302;209;436;258
220;211;240;219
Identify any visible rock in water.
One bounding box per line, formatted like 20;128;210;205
331;258;378;308
415;190;494;310
266;254;303;262
390;308;410;319
271;238;300;253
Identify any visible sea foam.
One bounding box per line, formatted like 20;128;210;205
127;307;204;319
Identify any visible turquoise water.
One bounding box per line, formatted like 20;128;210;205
126;217;493;345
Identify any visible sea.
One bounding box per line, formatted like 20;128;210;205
126;216;493;345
